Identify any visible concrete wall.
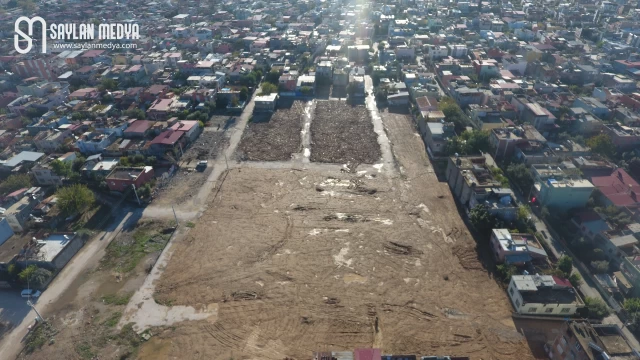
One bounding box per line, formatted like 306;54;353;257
0;218;14;246
52;235;84;270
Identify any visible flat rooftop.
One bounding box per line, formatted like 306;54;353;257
107;167;152;180
37;233;75;262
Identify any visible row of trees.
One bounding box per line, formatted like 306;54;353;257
444;129;490;156
4;264;52;288
439;97;469;133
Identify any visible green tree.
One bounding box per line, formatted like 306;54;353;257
460;129;491;154
300;86;313;96
125;108;145;119
569;273;582;287
56;184;95;216
99;78;117;91
439;97;467;132
625;298;640;313
491;167;510;187
496;264;517;282
260;82;278;95
557;255;573;277
506;163;534;192
31;268;52;287
586;134;615;158
50;159;73;177
264;70;281;84
0;174;32;194
240;73;257;86
585;297;611;319
517;205;531;223
239;86;249;101
469;204;496;237
231;97;240;107
540;206;550;219
18;265;37;283
590;260;609;274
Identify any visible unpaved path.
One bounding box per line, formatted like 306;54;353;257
0;209;138;360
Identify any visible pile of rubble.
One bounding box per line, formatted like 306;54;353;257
310;101;381;164
237;101;305;161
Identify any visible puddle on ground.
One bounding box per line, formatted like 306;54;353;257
343;273;367;284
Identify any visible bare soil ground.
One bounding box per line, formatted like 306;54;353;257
236;101;306;161
150;161;531;358
152;166;213;207
181;130;228;163
18;220;173;360
310;101;381;164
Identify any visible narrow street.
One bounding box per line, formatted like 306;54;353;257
511;188;640;350
0;208;139;360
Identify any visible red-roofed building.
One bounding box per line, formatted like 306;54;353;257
106;166;155;192
69;87;99;100
552;276;572;288
169;120;201;141
142;85;170;102
147;98;175;120
591;169;640;208
354;349;382;360
149;130;185;155
124;120;154;138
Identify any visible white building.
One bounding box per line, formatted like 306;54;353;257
395;45;415;59
448;44;468;58
508;275;584;316
427;45;449;60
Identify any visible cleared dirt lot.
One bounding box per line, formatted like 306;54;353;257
151;162;531;359
236;101;307;161
310;101;381;164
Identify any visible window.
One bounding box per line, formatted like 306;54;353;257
561;308;571;313
545;308;554;313
515;299;520;308
528;307;537;313
575;343;581;351
509;287;514;296
561;336;568;346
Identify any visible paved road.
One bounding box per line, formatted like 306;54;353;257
0;208;138;360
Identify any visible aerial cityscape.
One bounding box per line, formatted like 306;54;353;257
0;0;640;359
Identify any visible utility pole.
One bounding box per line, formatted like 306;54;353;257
131;184;141;206
27;300;43;322
224;152;229;170
171;205;179;226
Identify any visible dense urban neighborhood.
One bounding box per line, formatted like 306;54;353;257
1;0;640;358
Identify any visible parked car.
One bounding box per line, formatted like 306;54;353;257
196;160;208;171
21;289;41;298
